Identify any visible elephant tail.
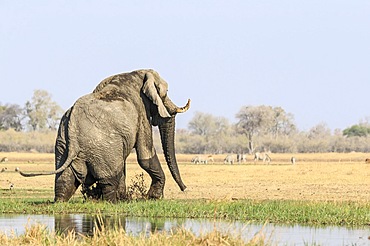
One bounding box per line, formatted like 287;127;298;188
19;102;82;178
18;153;78;177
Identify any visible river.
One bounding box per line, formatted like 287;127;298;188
0;214;369;245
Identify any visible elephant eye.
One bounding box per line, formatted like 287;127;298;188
156;86;168;97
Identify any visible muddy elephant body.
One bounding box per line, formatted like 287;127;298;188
21;69;190;202
55;94;138;201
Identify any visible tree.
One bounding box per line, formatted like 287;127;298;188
303;123;332;152
187;111;232;153
270;107;296;137
0;103;23;131
343;124;370;137
235;105;296;153
188;112;212;136
236;106;271;153
24;90;63;131
308;122;331;139
331;128;347;152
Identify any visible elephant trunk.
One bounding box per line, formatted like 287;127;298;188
159;115;187;191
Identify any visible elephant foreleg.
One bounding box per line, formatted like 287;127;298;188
138;154;165;199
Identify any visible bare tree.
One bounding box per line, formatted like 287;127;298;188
270;107;296;138
235;105;296;153
299;122;332;152
308;122;331;139
235;106;273;153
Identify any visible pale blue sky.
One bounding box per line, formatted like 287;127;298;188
1;1;369;131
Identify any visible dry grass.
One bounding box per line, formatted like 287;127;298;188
1;152;370;202
0;223;255;246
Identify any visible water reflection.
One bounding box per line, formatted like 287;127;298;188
54;214;169;237
0;214;369;245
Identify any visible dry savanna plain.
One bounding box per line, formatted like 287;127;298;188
0;152;369;202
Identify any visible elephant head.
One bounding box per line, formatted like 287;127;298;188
141;70;190;191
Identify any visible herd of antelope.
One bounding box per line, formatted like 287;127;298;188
190;154;370;165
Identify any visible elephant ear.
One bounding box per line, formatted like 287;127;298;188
142;72;171;118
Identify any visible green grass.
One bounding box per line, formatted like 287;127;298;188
1;190;369;245
1;195;369;227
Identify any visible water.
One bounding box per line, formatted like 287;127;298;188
0;214;369;245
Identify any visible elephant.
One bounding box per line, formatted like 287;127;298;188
19;69;190;202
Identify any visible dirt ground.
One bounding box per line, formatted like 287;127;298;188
1;152;369;202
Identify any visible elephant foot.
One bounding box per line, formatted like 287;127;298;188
54;181;80;202
147;183;164;199
103;192;118;203
100;183;123;203
97;169;126;202
54;196;70;203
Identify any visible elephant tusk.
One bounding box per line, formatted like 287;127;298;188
176;99;191;113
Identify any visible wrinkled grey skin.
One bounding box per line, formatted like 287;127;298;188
20;69;190;202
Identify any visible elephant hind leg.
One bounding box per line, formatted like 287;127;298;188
99;168;126;203
99;184;117;202
54;167;80;202
117;163;127;200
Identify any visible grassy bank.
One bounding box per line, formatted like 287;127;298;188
1;198;369;227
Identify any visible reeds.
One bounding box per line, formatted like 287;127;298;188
0;220;262;246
